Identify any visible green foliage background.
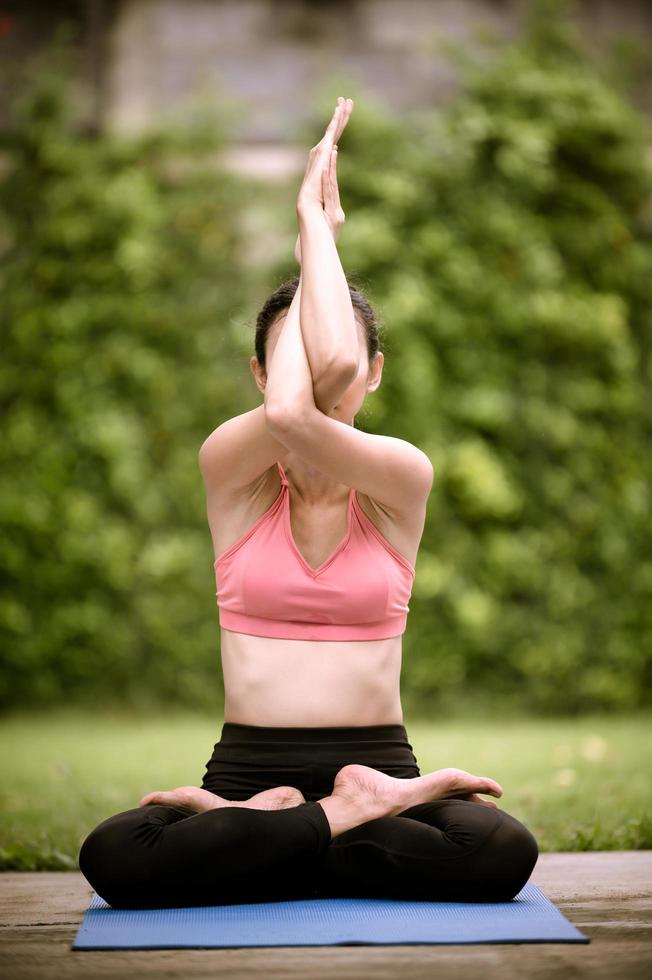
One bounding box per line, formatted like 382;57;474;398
2;1;651;716
0;40;256;711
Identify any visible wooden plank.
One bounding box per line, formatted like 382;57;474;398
1;853;651;979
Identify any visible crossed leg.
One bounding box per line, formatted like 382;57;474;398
314;797;539;903
79;795;538;909
78;798;333;909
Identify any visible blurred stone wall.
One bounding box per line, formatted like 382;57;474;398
1;0;651;181
94;0;652;179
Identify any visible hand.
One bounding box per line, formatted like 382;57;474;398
454;792;499;808
330;763;503;823
138;785;222;814
295;96;353;259
295;138;347;264
433;768;504;809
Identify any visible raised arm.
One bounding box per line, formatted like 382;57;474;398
197;101;357;495
293;97;358;416
263;260;433;518
263;269;317;421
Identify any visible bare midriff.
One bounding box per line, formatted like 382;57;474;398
220;628;404;727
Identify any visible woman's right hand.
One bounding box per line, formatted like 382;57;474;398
294;96;353;264
432;767;504;808
331;763;504;822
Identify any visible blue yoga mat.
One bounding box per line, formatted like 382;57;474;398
71;882;590;949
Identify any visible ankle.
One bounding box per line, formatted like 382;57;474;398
317;794;378;841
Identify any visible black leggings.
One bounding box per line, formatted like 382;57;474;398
78;722;539;909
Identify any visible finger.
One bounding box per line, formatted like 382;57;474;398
139;792;163;806
482;778;503;797
330;148;342;208
311;105;339;161
457;792;498;808
471;794;498;808
324;100;343;142
333;99;350;143
303;141;329;196
334;97;353;144
307;98;348;188
448;768;503;799
321;167;331;207
332;98;346;142
139;790;179;807
324;148;336;199
325;96;350;149
329;149;337;199
470;774;503;797
479;785;502;798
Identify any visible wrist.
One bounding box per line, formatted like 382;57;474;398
297;199;326;221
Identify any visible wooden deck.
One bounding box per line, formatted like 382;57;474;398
1;851;650;979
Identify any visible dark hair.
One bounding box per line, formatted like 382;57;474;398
254;274;383;371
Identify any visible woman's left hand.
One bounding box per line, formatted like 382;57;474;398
294;136;347;264
296;96;353;215
294;98;352;264
138;785;221;814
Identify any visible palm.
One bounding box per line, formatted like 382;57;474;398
295;96;351;264
438;768;501;808
138;785;220;814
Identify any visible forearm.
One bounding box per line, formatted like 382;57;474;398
265;268;356;419
297;202;359;379
263;271;315;423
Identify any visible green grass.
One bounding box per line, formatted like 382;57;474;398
0;707;649;870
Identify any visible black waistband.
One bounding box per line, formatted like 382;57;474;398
219;721;410;744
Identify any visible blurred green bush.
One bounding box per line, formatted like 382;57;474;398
1;1;651;715
0;42;256;711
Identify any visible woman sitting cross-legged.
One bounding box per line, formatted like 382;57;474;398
78;97;539;910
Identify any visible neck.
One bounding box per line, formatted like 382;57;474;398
281;457;349;506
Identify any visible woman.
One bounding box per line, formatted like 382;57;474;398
78;97;539;910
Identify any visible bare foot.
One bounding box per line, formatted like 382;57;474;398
138;784;306;814
331;764;503;819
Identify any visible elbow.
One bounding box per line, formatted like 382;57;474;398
264;402;310;434
329;354;358;381
313;355;358;399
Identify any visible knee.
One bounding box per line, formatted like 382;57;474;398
477;809;539;901
78;812;126;904
78;807;152;907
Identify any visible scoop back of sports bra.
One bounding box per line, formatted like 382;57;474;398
214;461;416;641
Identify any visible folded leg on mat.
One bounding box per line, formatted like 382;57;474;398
314;798;539;903
79;793;539;908
78;799;332;909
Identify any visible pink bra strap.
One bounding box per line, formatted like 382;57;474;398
276;461;290;487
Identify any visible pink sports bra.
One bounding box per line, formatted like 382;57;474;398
214;461;416;641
